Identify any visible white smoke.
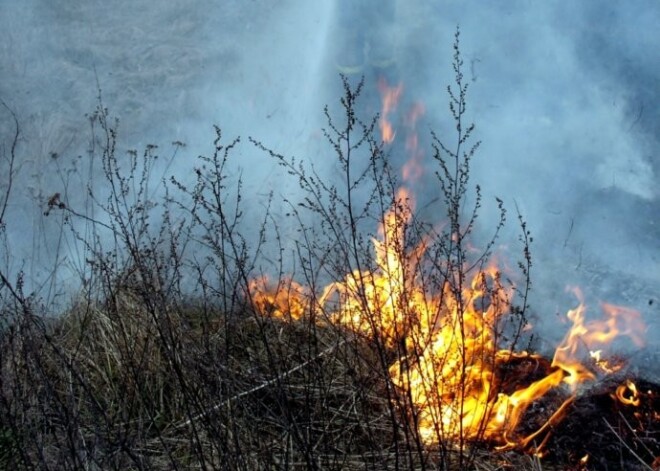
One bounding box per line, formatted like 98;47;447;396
0;0;658;352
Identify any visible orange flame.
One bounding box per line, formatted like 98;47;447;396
589;350;624;374
249;276;309;321
248;195;646;452
615;380;640;407
402;102;426;183
248;82;647;455
378;78;403;144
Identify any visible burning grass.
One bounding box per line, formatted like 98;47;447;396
1;286;656;469
247;193;656;467
0;29;657;470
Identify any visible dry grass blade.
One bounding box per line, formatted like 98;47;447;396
173;337;348;430
603;418;654;471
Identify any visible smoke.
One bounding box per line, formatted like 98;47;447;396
0;0;335;295
0;0;658;349
392;1;659;349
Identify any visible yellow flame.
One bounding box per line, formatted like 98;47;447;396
614;380;640;407
248;81;647;454
248;195;647;453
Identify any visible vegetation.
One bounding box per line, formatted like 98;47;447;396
0;30;653;471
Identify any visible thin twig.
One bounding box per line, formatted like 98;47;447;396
603;418;653;471
0;99;19;225
172;338;347;430
616;411;656;458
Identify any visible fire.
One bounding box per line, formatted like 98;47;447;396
378;78;403;144
250;188;646;453
248;82;647;456
615;380;640;407
579;454;590;467
589;350;624;374
552;287;645;386
316;187;425;348
249;276;309;321
402;102;426;182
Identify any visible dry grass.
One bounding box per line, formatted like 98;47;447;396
0;287;566;470
3;29;655;471
0;289;388;469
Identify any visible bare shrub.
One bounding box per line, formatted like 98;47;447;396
0;30;572;471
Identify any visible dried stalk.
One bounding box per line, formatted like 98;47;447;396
172;338;347;430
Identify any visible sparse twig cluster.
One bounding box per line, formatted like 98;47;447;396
0;30;653;471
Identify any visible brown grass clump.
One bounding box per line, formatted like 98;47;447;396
6;287;635;470
0;286;407;469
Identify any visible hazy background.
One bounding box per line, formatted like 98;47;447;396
1;1;658;354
